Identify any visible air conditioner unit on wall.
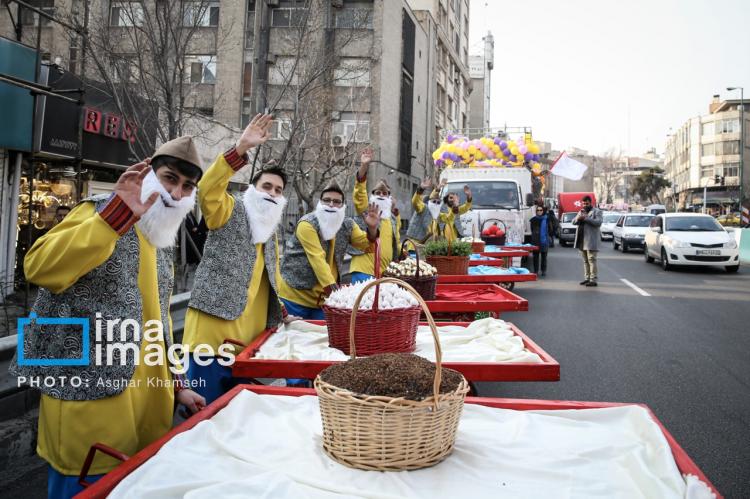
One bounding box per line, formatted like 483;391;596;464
331;134;349;147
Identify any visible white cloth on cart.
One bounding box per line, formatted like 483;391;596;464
253;318;543;363
109;391;715;499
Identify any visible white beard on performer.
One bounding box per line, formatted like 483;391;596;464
370;195;392;219
315;201;346;241
137;170;196;249
243;185;287;244
427;201;443;220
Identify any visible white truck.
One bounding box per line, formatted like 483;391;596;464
439;167;535;243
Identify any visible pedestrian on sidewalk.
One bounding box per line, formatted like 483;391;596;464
530;205;553;276
572;195;603;286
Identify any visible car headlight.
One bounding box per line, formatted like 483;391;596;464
724;240;738;249
664;238;690;248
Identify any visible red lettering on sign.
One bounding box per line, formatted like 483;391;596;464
84;108;101;133
104;114;121;138
121;122;137;144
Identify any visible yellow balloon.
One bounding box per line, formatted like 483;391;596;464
529;143;540;154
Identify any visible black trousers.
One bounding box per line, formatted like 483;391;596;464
532;250;548;273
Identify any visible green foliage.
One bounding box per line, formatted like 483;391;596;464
630;167;672;204
424;239;472;257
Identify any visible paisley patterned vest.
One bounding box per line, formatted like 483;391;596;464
281;214;355;290
188;195;282;326
10;195;175;401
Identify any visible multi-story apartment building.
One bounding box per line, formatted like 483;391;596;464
408;0;471;151
664;95;749;212
468;31;492;131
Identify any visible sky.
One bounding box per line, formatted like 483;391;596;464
467;0;750;157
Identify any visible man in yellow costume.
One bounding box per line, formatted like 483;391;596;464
279;182;381;319
11;137;206;498
406;177;442;243
184;114;295;403
348;149;401;283
439;184;473;242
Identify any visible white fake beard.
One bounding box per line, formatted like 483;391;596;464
243;185;287;244
136;171;196;249
370;195;392;219
315;201;346;241
427;201;443;220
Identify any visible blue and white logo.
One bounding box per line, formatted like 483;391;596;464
16;312;90;366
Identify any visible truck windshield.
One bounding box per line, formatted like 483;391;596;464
562;212;577;223
444;181;519;210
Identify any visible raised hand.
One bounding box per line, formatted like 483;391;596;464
364;202;381;230
420;177;433;190
439;178;448;188
463;184;472;198
360;147;373;166
114;160;159;218
236;113;273;155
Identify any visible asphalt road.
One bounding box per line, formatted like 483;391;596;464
481;240;749;498
2;241;747;498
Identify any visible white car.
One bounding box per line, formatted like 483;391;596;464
644;213;740;272
601;212;623;240
558;212;578;246
612;213;654;252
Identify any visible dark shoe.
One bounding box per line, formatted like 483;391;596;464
585;281;598;287
579;279;589;285
540;271;546;276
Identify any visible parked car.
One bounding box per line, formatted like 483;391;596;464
612;213;654;252
646;204;666;215
601;212;623;241
644;213;740;272
558;212;578;246
717;212;741;227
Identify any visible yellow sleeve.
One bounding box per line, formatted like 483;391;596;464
439;210;454;224
349;223;373;252
24;203;119;294
411;191;425;214
353;177;369;215
395;213;401;247
458;199;472;215
298;221;336;288
198;154;237;230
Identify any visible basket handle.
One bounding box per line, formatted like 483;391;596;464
78;443;129;488
373;238;381;309
400;239;421;278
348;277;443;410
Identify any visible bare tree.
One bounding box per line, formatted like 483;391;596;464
258;0;378;212
594;149;623;205
61;0;236;157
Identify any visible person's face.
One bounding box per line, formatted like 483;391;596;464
429;198;441;206
373;188;389;198
255;173;285;198
320;191;344;208
448;193;459;206
535;207;544;216
155;165;199;202
582;199;592;210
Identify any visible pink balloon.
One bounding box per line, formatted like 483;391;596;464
519;145;528;154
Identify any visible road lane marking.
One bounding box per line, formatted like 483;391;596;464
620;279;651;297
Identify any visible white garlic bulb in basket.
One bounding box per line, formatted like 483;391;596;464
382;258;437;278
324;279;420;310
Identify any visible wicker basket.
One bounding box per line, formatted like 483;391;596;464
315;278;470;471
385;240;437;300
469;225;486;253
425;240;469;275
323;239;420;355
480;218;507;246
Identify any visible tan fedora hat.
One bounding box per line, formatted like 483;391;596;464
152;136;202;171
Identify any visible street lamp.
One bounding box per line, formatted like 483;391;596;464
726;86;744;212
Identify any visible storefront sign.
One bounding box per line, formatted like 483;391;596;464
34;66;156;167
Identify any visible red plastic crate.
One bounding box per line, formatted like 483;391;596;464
425;284;528;313
231;320;558;382
75;385;723;499
437;273;537;284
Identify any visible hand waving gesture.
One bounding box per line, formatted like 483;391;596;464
463;184;472;198
420;177;433;190
114;160;160;218
236;113;273;155
364;202;381;230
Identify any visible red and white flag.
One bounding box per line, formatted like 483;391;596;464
549;151;588;181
